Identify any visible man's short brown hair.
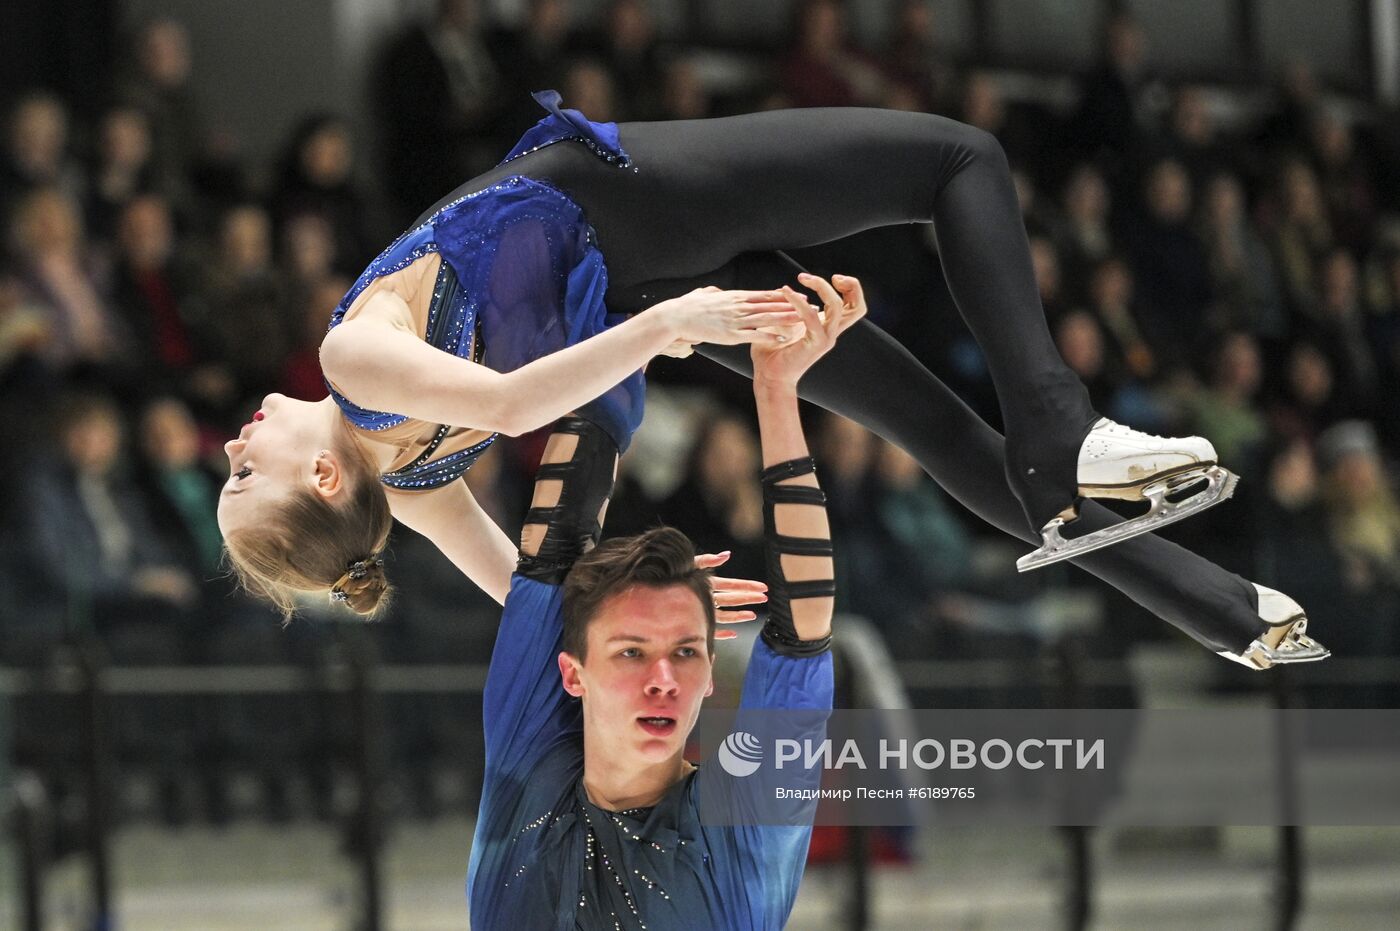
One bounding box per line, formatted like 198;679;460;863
561;527;715;660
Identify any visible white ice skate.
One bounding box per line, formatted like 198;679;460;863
1218;584;1330;669
1016;418;1238;572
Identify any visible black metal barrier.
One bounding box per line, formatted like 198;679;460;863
5;638;1381;929
10;770;49;931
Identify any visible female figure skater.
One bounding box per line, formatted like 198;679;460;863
218;92;1325;670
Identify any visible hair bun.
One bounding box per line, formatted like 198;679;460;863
331;556;391;616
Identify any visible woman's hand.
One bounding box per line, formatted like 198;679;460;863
656;287;804;348
751;273;867;388
695;551;768;640
659;339;697;359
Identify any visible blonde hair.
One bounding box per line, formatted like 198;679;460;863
224;422;393;618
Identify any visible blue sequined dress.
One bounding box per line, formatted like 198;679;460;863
325;91;645;490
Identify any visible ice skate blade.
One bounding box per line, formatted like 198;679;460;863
1017;466;1239;572
1217;617;1331;670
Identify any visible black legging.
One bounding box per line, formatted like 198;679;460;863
423;107;1265;652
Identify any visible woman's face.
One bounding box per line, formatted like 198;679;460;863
217;393;330;535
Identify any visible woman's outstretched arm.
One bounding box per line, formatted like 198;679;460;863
319;287;798;437
386;481;517;604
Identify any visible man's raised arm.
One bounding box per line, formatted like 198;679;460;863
750;273;868;661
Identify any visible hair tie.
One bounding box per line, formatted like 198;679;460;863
329;554;383;604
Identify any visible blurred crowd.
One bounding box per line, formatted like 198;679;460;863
3;0;1400;822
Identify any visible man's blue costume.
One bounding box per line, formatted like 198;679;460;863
466;576;832;930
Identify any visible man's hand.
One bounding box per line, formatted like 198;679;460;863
695;551;767;639
750;273;867;388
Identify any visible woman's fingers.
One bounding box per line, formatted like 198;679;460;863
714;590;768;609
711;574;768;591
716;574;772;596
737;310;805;330
695;551;732;569
716;611;758;626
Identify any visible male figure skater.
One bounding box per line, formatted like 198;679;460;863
466;277;863;929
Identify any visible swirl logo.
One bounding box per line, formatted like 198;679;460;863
717;731;764;777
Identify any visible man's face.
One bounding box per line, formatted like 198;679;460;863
560;584;714;766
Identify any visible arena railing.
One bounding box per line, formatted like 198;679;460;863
2;625;1359;931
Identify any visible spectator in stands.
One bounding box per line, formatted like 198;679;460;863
658;58;712;121
1310;108;1377;251
881;0;958;113
1255;439;1348;658
1258;60;1322;154
119;19;207;194
1315;421;1400;687
110;194;210;397
1306;248;1379;419
10;187;122;377
1029;235;1068;322
1158;87;1232;192
780;0;887;109
1084;256;1157;386
811;412;886;619
959;71;1004;141
560;58;620;123
1198;172;1286;339
585;0;666;121
20;392;198;625
279;275;348;402
491;0;578;136
1187;331;1268;474
269;115;375;272
1268;156;1333;318
0;92;85;214
959;71;1046;168
1269;341;1343;445
202;204;292;401
1121;158;1213;368
1074;11;1150;164
1318;421;1400;594
87;105;170;245
279;212;338;293
374;0;507;220
1057;162;1115;289
659;411;766;583
874;441;973;590
137;395;225;582
1054;308;1116;414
